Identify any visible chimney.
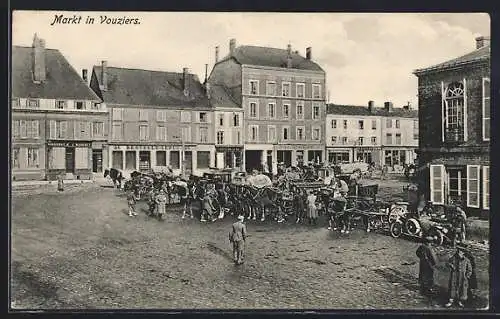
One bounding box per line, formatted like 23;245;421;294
82;69;88;84
306;47;312;60
183;67;189;92
368;100;374;112
229;39;236;55
384;101;394;113
286;44;292;68
475;36;490;49
32;33;46;82
215;46;220;63
403;102;411;111
100;60;108;91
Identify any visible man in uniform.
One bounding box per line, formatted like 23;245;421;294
229;215;248;265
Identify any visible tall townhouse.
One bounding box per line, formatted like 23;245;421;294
208;83;244;170
413;36;490;218
90;63;215;177
208;39;327;174
11;34;107;181
326;101;417;168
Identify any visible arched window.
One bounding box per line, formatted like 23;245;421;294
445;81;465;142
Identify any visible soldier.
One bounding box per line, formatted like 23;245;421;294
229;215;248;265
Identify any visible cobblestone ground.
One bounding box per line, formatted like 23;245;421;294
10;181;489;310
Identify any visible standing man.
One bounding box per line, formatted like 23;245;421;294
445;245;473;308
416;237;438;296
229;215;247;265
127;190;138;217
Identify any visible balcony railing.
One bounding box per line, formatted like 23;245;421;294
444;127;464;144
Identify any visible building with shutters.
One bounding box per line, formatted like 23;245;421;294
208;39;326;174
413;36;490;218
89;63;215;177
326;102;418;169
11;34;106;181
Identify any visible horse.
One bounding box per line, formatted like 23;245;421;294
104;168;124;189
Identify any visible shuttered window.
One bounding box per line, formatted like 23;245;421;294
49;147;66;169
12;121;19;138
20;120;27;138
430;164;445;205
75;148;89;169
49;120;57;139
466;165;480;208
12;148;20;168
483;166;489;210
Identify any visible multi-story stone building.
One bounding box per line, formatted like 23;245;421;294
208;39;326;174
11;34;106;181
413;36;490;218
326;101;418;168
208;83;244;169
90;63;215;177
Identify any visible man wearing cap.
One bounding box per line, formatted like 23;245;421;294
445;245;473;308
416;237;438;296
229;215;247;265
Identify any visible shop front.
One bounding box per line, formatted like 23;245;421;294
327;148;351;164
215;146;243;170
382;147;417;171
354;147;381;165
46;141;92;180
275;144;324;168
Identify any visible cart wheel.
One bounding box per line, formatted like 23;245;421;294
390;221;403;238
388;207;403;224
427;228;444;246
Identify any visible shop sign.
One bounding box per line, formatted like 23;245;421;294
47;141;91;148
110;145;195;151
216;146;242;152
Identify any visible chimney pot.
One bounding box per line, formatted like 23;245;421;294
229;39;236;55
215;46;220;63
287;44;292;55
82;69;88;84
306;47;312;60
32;33;46;82
368;100;374;112
384;101;394;112
101;60;108;91
475;36;490;49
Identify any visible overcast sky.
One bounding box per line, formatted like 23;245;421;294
12;11;490;108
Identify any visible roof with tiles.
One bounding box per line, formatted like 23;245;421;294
12;46;100;101
208;84;241;109
413;45;490;75
218;45;324;72
326;104;418;118
91;65;211;109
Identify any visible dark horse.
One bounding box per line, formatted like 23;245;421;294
104;168;124;189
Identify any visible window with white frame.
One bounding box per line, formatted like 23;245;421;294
216;131;224;144
249;80;259;95
28;99;39;108
12;120;19;138
15;120;39;138
312;127;320;140
430;164;445;204
282;82;291;97
249;102;258;118
268;125;276;143
199;127;208;143
112;108;123;121
443;81;466;142
331;119;337;129
249;125;258;141
467;165;480;208
296;83;305;98
343;120;348;130
112;123;122;139
331;136;337;144
283;103;290;118
268;103;276;119
372;120;377;130
181;127;191;142
139;125;149;141
342;137;348;145
395;133;402;145
92;122;104;137
483;78;490;141
296;126;304;140
156;126;167;141
386;133;392;145
312;84;321;99
483;166;489;209
312;104;320;120
386;119;392;128
371;137;377;145
233;113;240;126
296;102;304;120
27;148;39;168
199;112;208;123
181;111;191;123
56;100;66;109
358;137;364;145
57;121;67;139
92;102;100;110
358;120;364;129
266;81;276;96
157;110;166;122
282;126;290;141
395;119;400;128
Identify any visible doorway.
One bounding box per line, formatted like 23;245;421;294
139;151;151;171
65;147;75;173
92;149;103;173
245;150;262;173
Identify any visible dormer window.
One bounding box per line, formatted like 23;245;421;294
28;99;39;108
56;100;66;109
